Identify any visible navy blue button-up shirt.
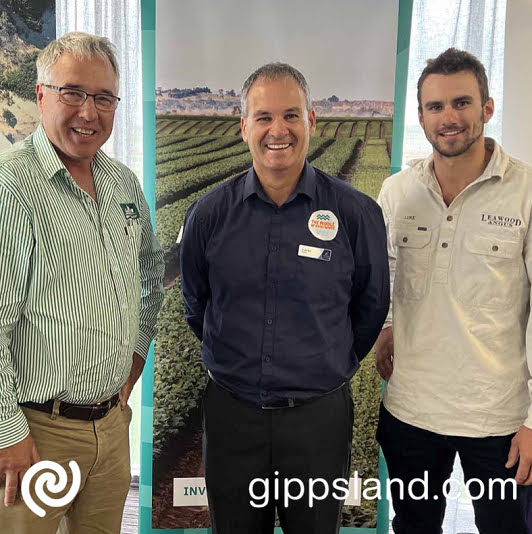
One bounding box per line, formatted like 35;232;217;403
180;162;389;406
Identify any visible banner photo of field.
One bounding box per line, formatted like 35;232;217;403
0;0;55;151
151;0;399;530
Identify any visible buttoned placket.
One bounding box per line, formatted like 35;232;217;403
432;198;462;285
425;169;498;287
260;206;281;401
90;170;131;385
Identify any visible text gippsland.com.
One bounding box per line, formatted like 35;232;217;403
248;471;518;508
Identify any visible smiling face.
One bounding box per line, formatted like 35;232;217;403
36;52;118;168
418;71;494;158
241;76;315;181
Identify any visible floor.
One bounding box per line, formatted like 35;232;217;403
121;457;478;533
121;482;139;534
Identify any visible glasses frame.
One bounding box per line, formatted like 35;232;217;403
42;84;121;112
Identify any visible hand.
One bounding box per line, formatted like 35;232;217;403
0;434;40;506
506;425;532;484
120;351;145;410
375;326;394;381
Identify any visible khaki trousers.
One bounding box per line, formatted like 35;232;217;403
0;402;132;534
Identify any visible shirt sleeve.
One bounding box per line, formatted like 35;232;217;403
0;185;32;448
523;217;532;430
134;187;165;360
180;201;210;341
376;180;395;329
349;198;390;361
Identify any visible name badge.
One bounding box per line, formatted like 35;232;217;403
298;245;332;262
120;203;140;221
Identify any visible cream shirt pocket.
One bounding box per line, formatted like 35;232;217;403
453;232;521;309
393;227;432;300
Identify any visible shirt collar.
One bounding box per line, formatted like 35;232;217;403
32;123;121;184
32;123;68;181
414;137;509;192
242;160;317;203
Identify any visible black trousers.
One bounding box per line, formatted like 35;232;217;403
202;379;354;534
377;403;529;534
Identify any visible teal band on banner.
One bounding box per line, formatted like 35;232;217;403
390;0;414;177
377;2;413;532
138;0;413;532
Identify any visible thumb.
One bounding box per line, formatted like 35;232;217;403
120;384;129;410
31;442;41;464
506;440;519;468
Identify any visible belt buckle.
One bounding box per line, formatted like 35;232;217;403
261;398;296;410
92;399;112;420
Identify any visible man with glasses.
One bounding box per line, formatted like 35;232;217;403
0;32;164;533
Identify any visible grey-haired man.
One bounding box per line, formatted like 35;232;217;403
0;32;164;533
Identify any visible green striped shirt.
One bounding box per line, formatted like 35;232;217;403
0;124;164;448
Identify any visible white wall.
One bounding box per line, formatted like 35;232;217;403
502;0;532;164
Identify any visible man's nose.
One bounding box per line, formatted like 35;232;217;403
77;96;99;121
441;104;459;125
269;117;289;137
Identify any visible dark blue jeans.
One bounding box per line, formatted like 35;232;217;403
377;403;529;534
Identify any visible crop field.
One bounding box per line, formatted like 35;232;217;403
152;114;393;527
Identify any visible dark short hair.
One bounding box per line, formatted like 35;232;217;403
417;48;489;114
240;62;311;117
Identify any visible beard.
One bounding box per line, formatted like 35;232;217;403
426;110;485;158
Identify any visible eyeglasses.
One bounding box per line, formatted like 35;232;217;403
43;84;120;112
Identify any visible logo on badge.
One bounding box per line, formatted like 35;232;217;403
308;210;339;241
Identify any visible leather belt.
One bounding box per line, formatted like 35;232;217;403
20;393;120;421
261;382;347;410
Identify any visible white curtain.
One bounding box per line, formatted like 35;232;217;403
403;0;507;163
56;0;142;180
55;0;143;476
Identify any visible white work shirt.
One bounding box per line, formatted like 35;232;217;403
378;139;532;437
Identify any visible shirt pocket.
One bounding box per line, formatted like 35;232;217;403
393;227;432;300
293;248;352;302
453;232;521;309
127;220;142;252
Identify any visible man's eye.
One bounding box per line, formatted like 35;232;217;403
285;114;298;120
428;105;441;111
257;117;270;122
63;90;83;98
456;101;469;108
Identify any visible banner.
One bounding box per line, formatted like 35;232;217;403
140;1;411;532
0;0;55;150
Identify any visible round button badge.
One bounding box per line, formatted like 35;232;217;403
308;210;339;241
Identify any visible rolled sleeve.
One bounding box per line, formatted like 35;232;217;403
0;185;33;448
135;188;165;360
377;180;395;329
523;219;532;430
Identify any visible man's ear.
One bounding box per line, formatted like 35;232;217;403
418;110;425;130
241;116;248;143
483;97;495;124
308;109;316;135
36;83;45;113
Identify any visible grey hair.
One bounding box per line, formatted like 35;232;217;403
36;31;119;85
240;62;312;117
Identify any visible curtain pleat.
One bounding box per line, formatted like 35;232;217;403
403;0;507;163
55;0;142;180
